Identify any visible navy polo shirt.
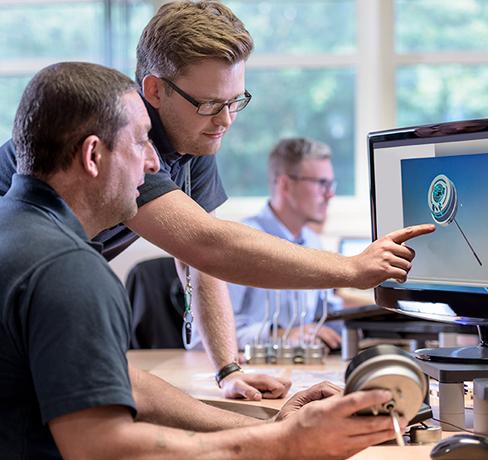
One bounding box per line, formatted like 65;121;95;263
0;95;228;260
0;174;136;459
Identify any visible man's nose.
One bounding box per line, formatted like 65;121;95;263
323;185;335;199
212;104;234;128
144;142;160;174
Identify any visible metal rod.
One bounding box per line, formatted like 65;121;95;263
256;290;271;345
311;290;328;343
453;218;482;266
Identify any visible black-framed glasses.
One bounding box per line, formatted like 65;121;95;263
287;174;337;194
160;77;252;116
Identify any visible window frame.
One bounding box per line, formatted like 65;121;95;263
4;0;488;240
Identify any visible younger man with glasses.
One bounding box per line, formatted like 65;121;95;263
0;1;434;402
229;138;343;350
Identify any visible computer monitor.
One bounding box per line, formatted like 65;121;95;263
368;118;488;363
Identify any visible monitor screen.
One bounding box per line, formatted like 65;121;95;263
369;119;488;326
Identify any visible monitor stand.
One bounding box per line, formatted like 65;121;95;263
415;325;488;364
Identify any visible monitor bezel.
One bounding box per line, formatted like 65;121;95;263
369;118;488;325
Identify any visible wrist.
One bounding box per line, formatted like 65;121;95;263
215;362;242;388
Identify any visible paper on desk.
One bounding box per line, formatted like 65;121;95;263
191;368;345;396
289;369;345;394
240;368;345;395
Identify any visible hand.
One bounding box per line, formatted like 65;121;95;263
350;224;435;289
220;372;291;401
285;324;341;349
274;381;342;422
279;389;407;460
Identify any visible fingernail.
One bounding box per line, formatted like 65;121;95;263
253;393;262;401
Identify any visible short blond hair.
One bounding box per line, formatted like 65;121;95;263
136;0;253;85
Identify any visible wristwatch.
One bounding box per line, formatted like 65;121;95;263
215;362;242;388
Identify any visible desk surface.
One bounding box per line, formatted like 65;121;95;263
128;349;440;460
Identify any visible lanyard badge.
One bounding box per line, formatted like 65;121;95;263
183;266;193;346
182;161;194;346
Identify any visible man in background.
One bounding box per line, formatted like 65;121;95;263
229;138;343;350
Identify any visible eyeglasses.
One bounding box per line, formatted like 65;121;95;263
287;174;337;194
160;77;252;116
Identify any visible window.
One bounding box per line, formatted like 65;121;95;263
395;0;488;127
219;0;357;197
0;0;153;143
3;0;488;237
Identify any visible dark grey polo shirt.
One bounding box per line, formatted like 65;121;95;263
0;174;136;459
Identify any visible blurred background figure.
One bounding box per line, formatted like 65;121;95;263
228;138;343;350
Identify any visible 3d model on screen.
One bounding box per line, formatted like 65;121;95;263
427;174;482;266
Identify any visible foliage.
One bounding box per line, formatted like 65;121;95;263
217;68;355;196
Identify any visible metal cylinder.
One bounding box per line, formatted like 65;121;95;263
275;343;295;365
244;343;267;364
304;343;328;364
474;378;488;436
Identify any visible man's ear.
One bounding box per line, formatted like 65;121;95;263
276;174;291;195
80;135;104;178
142;75;163;109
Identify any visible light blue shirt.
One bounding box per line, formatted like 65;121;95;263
228;202;342;349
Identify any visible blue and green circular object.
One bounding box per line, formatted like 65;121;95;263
427;174;457;226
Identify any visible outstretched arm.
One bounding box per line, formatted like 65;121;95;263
126;189;435;290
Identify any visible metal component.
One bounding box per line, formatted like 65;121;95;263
344;346;427;422
473;378;488;435
298;291;307;347
341;327;360;361
255;291;271;345
282;292;298;344
409;425;442;444
304;342;328;364
276;343;295;365
271;291;281;345
390;409;405;447
311;290;328;344
266;343;278;364
244;343;267;364
439;382;465;431
293;346;305;364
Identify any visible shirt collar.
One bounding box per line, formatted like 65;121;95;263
141;94;193;168
257;202;306;245
5;174;103;253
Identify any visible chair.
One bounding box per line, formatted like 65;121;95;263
126;257;185;349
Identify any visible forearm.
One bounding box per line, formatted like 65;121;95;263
51;405;286;460
174;260;238;369
127;192;353;290
196;219;352;289
126;190;431;291
129;365;258;430
120;420;284;460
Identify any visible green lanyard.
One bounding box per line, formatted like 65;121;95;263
183;161;193;346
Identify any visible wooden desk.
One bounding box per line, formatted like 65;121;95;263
128;349;438;459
